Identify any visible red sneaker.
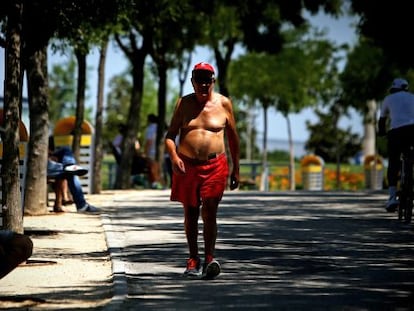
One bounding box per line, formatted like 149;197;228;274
184;257;201;277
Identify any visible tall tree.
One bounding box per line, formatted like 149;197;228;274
339;37;414;162
149;0;208;179
50;0;128;193
91;39;108;194
340;39;390;160
305;107;361;163
204;0;343;97
104;66;158;143
23;0;98;215
229;28;338;190
114;31;150;189
0;1;52;219
1;0;148;219
114;0;211;188
205;4;243;97
1;0;24;232
21;0;71;216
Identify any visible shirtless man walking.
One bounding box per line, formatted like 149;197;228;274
165;62;240;279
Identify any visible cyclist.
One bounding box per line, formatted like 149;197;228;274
378;78;414;212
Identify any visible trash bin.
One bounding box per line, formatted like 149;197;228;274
0;109;29;227
301;154;324;191
364;154;383;190
53;116;94;194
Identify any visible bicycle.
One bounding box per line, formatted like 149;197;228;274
396;145;414;224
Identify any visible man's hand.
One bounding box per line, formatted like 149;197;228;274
230;174;239;190
172;157;186;174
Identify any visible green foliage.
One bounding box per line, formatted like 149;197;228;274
305;108;362;162
341;37;414;116
53;0;124;54
228;28;340;166
48;52;95;125
233;0;343;54
103;64;158;145
267;149;290;162
340;38;392;110
229;27;339;114
230;101;260;160
47;55;78;123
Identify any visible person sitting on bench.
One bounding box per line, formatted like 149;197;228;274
48;137;99;213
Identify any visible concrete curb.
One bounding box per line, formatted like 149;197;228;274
101;213;127;311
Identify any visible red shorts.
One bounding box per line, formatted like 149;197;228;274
170;153;229;207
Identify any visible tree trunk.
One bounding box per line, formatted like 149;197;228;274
72;49;87;162
24;46;49;215
246;104;254;160
363;99;377;157
259;104;268;191
285;114;296;191
92;40;108;194
177;52;192;98
214;41;235;98
115;47;147;189
156;61;167;183
114;32;153;189
2;1;24;233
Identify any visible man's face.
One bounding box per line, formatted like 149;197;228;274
191;70;215;97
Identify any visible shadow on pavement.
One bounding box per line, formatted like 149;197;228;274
103;190;414;310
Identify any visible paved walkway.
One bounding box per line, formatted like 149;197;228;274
1;189;414;310
100;190;414;311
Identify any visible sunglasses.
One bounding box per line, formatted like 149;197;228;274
193;77;214;84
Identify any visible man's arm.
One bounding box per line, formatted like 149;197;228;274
165;98;186;174
224;98;240;190
165;98;182;161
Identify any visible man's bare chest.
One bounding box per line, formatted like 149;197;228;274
183;107;226;130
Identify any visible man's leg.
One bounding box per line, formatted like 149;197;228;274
201;198;221;279
201;198;219;262
183;205;202;276
66;176;87;210
184;205;200;258
52;179;65;212
66;176;98;212
62;180;73;205
387;130;401;211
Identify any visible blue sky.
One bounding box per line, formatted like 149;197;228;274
0;11;360;142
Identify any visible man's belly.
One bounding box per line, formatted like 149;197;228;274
178;130;225;160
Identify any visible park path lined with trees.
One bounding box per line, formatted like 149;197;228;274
1;0;414;234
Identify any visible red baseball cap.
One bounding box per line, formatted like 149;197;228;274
192;62;215;75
